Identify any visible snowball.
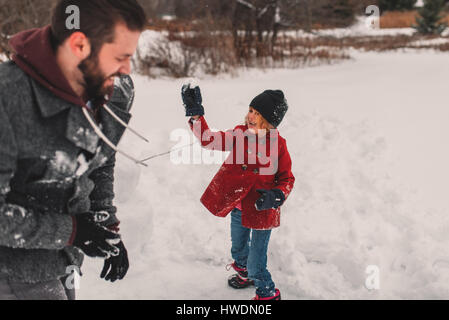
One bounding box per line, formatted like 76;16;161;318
183;78;199;89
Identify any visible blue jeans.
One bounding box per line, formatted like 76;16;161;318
230;208;275;297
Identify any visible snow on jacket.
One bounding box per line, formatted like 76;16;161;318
0;27;135;283
189;116;295;230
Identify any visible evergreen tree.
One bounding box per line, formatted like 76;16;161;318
414;0;447;34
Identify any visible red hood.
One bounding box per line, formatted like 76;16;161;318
9;25;86;107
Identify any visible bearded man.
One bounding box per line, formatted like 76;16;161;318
0;0;147;300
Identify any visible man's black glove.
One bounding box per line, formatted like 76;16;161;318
100;240;129;282
72;213;121;258
255;189;285;211
181;83;205;117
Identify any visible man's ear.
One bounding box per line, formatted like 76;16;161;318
67;31;91;60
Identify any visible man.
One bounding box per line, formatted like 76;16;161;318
0;0;147;300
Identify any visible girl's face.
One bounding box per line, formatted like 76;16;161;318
246;107;265;132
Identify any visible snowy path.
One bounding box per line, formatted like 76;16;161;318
79;50;449;300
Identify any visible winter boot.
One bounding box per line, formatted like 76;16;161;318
252;288;281;301
226;262;254;289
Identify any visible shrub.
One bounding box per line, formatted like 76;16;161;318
414;0;448;34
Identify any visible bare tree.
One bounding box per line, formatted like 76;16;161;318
231;0;283;60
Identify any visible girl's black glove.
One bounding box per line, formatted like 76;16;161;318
100;240;129;282
181;84;205;117
255;189;285;211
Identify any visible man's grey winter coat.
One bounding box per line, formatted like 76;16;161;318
0;61;134;283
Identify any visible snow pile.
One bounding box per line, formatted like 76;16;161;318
135;29;234;78
78;50;449;300
137;30;180;62
271;112;449;299
134;30;185;78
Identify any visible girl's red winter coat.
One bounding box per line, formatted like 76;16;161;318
189;116;295;230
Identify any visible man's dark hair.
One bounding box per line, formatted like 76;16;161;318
51;0;147;54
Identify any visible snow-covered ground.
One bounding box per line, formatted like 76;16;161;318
77;45;449;300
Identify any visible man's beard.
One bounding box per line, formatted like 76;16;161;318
78;54;118;102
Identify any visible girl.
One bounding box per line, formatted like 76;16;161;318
181;83;295;300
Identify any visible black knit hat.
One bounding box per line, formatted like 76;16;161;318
250;90;288;128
